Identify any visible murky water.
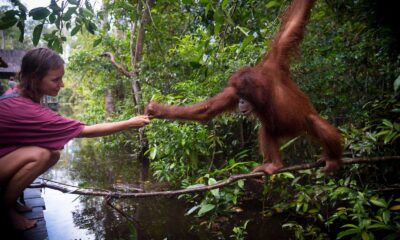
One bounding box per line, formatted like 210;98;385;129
42;140;96;240
42;138;290;240
42;139;207;240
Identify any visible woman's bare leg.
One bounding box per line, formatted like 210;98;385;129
0;147;60;230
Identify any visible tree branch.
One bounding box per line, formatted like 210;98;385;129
30;156;400;199
101;52;133;78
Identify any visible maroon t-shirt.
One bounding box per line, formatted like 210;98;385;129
0;92;85;158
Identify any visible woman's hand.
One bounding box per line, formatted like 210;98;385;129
127;115;150;128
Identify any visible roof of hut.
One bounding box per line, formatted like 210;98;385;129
0;49;26;78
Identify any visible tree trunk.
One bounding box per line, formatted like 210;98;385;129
103;0;155;182
130;0;155;114
129;0;155;181
105;89;115;119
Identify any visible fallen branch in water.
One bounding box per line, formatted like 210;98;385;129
30;156;400;199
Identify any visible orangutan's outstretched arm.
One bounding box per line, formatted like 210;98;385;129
145;87;239;122
262;0;316;68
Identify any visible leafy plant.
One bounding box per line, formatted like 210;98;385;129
377;119;400;144
334;196;400;240
0;0;97;52
340;125;379;157
230;220;250;240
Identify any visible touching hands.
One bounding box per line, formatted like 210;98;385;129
128;115;151;128
144;101;161;118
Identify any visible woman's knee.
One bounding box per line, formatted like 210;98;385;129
31;147;50;160
29;147;59;168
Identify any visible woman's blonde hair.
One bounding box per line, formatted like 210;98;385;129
17;48;64;102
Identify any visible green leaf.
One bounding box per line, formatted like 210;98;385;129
237;180;244;188
394;75;400;92
49;12;57;23
208;178;219;198
32;23;43;46
214;22;221;36
63;7;77;21
17;21;24;42
50;36;63;53
239;35;254;52
3;10;19;18
208;178;217;185
236;26;249;36
186;183;206;189
93;37;102;47
303;203;308;212
70;25;81;36
85;0;94;13
266;1;280;9
376;130;390;137
85;21;97;34
370;198;387;208
185;205;200;216
382;119;393;128
341;224;359;229
361;231;369;240
278;172;295;179
308;208;319;214
337;229;360;239
0;16;18;30
382;210;390;224
383;134;392;144
222;0;229;10
49;0;61;12
367;223;391;230
29;7;51;20
280;137;299;150
67;0;79;5
210;188;219;198
149;148;157;160
80;8;94;18
197;203;215;216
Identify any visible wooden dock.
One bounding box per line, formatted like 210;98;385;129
1;182;48;240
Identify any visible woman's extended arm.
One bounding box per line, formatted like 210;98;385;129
78;115;150;138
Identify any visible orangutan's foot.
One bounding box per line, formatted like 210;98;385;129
15;202;32;213
252;162;283;174
9;209;37;231
323;159;342;173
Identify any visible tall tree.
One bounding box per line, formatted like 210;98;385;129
102;0;155;180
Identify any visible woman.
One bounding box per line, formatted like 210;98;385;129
0;48;150;230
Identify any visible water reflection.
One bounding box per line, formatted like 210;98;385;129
43;140;97;240
43;188;95;240
43;139;207;239
43;138;290;240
